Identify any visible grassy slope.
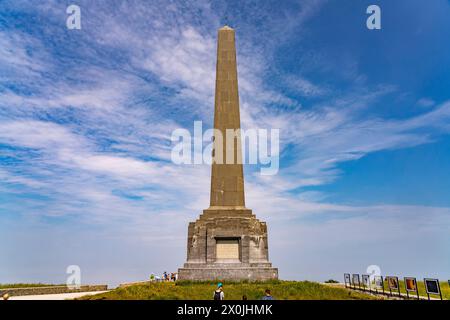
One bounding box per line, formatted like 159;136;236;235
80;281;380;300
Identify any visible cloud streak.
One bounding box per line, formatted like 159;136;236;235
0;0;449;284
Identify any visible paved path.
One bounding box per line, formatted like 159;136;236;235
5;291;109;300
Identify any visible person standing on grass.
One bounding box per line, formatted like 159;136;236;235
261;289;274;300
213;283;224;300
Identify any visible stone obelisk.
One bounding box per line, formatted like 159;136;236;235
178;26;278;281
210;25;245;209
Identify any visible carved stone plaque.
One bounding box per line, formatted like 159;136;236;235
216;239;239;260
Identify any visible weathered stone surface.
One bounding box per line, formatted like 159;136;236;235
178;26;278;281
210;25;245;208
0;285;108;297
178;267;278;281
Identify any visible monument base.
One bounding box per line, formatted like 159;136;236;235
178;208;278;281
178;264;278;281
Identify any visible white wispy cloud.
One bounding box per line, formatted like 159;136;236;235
1;0;449;284
1;0;449;226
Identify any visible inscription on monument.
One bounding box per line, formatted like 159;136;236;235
216;239;240;260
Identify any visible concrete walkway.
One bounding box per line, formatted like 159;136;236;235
4;290;109;300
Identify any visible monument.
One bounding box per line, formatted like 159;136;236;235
178;26;278;281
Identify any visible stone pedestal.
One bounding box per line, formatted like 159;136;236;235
178;208;278;281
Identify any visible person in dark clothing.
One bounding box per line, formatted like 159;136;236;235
261;289;274;300
213;282;224;300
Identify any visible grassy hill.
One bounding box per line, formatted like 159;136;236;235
79;280;380;300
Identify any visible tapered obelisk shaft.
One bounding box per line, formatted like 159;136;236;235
210;26;245;208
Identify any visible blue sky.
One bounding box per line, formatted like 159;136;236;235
0;0;449;287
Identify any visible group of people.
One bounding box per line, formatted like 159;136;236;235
163;271;177;282
148;273;273;300
149;271;178;282
213;282;274;300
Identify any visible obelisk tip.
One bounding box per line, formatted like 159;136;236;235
220;25;234;31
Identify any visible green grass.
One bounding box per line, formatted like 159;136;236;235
79;280;380;300
0;283;64;289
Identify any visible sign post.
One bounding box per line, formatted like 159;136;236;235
424;278;442;300
374;275;384;295
404;277;419;300
352;274;360;290
362;274;370;293
387;276;400;298
344;273;351;288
